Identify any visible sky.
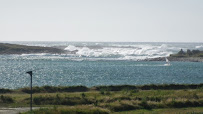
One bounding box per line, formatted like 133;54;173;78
0;0;203;42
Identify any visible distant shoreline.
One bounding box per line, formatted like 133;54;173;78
145;57;203;62
1;42;203;62
146;49;203;62
0;43;65;54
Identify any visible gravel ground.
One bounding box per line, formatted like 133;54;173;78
0;107;39;114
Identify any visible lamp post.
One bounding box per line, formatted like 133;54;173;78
26;71;33;112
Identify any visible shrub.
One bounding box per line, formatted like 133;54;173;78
0;95;14;103
33;95;93;105
21;86;89;93
0;88;12;94
99;88;111;95
147;96;162;102
139;97;152;109
81;93;86;99
107;102;139;112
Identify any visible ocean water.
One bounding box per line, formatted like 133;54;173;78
0;42;203;89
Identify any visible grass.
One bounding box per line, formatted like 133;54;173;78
21;105;110;114
1;84;203;113
0;88;13;94
21;107;203;114
19;85;89;93
113;107;203;114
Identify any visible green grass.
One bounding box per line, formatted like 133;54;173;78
113;107;203;114
21;105;110;114
19;85;89;93
21;107;203;114
1;84;203;113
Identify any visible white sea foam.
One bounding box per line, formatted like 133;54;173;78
60;43;174;60
195;45;203;49
21;53;50;56
64;45;78;51
5;42;200;61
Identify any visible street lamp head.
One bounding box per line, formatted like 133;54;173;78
26;70;33;112
26;71;32;76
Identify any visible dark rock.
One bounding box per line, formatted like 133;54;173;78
0;43;66;54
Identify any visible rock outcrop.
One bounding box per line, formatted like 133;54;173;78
147;49;203;62
0;43;65;54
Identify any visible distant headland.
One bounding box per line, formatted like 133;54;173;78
0;43;65;54
148;49;203;62
1;43;203;62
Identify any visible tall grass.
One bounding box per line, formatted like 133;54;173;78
22;106;110;114
0;88;12;94
33;94;94;105
94;84;203;91
20;85;88;93
1;84;203;113
0;95;14;103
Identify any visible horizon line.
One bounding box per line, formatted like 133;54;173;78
1;41;203;43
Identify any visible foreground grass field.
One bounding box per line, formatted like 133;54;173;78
21;107;203;114
114;107;203;114
0;84;203;113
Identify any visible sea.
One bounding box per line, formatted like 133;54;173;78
1;41;203;89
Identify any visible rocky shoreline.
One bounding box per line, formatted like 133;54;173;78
146;49;203;62
1;43;203;62
0;43;66;54
146;56;203;62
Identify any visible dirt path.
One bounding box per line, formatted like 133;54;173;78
0;107;39;114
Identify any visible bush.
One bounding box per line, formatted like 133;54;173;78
33;95;93;105
95;85;138;91
95;84;203;91
21;86;89;93
0;95;14;103
99;89;111;95
107;103;139;112
139;97;152;109
146;96;161;102
0;88;12;94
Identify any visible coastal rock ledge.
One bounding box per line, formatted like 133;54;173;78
147;49;203;62
147;57;203;62
0;43;65;54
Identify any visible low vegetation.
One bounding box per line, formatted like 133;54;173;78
0;88;13;94
22;106;110;114
170;49;203;57
0;95;14;103
0;84;203;113
0;43;65;54
20;85;88;93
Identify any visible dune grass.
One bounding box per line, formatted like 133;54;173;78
1;84;203;113
21;105;110;114
113;107;203;114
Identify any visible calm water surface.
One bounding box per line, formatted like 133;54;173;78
0;58;203;89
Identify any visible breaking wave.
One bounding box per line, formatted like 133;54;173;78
62;44;174;60
196;45;203;49
2;42;202;61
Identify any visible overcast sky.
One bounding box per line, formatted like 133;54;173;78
0;0;203;42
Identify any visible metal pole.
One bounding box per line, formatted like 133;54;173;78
30;72;32;112
26;71;33;112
